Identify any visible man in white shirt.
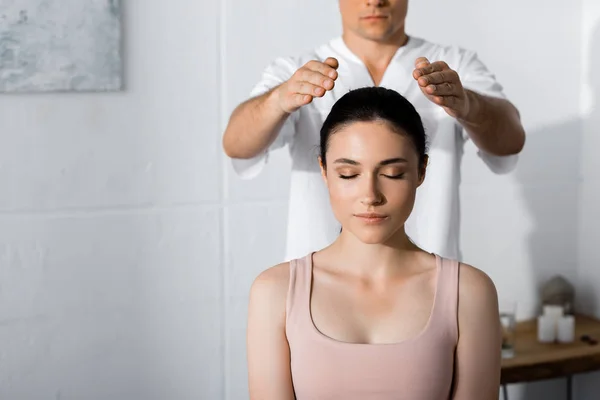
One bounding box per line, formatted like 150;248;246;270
222;0;525;261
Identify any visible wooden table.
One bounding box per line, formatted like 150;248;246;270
500;314;600;399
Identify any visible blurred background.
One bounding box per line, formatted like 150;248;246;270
0;0;598;399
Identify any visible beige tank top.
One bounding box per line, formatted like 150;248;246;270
285;253;459;399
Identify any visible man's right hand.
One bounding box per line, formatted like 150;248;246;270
275;57;339;114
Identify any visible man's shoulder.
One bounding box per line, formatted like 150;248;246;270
266;39;339;69
410;36;476;66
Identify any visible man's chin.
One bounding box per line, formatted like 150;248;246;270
355;24;402;43
359;31;394;43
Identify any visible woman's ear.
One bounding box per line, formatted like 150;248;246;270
319;157;328;184
417;155;428;187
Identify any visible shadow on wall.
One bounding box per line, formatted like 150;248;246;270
515;102;583;400
573;19;600;400
576;18;600;325
515;20;600;400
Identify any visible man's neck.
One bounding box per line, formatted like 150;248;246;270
341;29;409;69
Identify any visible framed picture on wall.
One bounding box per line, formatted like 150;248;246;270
0;0;123;93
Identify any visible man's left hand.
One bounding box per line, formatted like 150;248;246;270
413;57;471;120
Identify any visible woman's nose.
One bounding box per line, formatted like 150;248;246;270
360;176;384;206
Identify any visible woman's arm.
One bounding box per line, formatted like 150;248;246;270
451;264;502;400
247;263;296;400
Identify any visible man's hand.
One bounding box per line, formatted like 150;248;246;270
275;57;339;114
413;57;470;119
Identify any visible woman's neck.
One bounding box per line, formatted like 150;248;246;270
323;229;422;279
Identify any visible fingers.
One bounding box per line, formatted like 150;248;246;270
414;57;430;67
305;59;338;80
324;57;339;70
413;57;430;79
430;95;460;108
280;92;313;114
279;57;339;113
292;58;339;97
413;60;449;79
297;69;335;92
424;82;457;96
415;66;462;98
418;69;459;86
291;80;329;97
413;58;466;117
293;93;313;106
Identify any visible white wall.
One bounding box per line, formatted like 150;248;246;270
0;1;224;399
0;0;593;399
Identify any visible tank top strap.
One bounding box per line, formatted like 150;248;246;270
431;255;460;342
285;253;313;336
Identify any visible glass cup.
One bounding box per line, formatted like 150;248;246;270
499;299;517;358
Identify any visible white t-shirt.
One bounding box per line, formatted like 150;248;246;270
232;36;518;261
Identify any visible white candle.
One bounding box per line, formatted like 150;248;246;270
543;305;564;321
537;315;556;343
557;315;575;343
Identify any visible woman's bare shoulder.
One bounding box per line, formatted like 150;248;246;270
458;263;497;298
457;262;499;322
249;262;291;310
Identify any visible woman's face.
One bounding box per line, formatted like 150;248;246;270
321;120;426;244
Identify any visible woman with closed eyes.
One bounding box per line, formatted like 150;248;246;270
246;86;502;400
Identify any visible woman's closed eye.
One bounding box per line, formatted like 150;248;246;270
383;173;405;179
339;173;358;179
336;168;359;179
337;172;406;180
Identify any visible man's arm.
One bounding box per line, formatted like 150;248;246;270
222;58;339;160
413;57;525;157
451;264;502;399
458;90;525;156
222;88;290;159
